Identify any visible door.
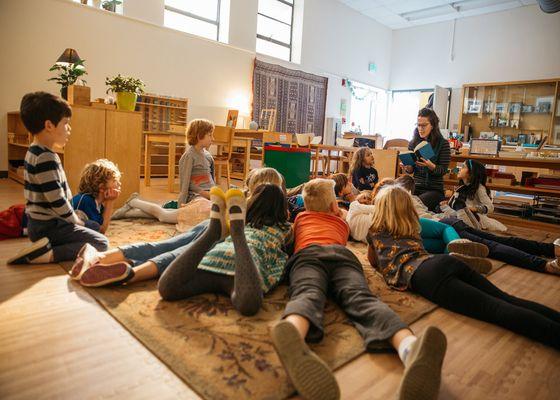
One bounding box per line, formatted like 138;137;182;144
434;85;451;129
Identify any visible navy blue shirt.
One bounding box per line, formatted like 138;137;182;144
352;166;379;191
71;193;104;225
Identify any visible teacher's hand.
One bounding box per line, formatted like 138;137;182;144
415;157;436;171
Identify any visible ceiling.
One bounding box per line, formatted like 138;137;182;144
336;0;538;29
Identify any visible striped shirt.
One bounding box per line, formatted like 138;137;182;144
24;144;80;224
178;146;215;205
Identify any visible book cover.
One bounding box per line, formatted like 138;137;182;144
398;141;435;166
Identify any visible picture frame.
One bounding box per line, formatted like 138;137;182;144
509;102;521;114
467;99;481;113
535;96;553;113
226;109;239;128
495;103;506;114
469;139;500;156
483;100;495;114
522;104;533;113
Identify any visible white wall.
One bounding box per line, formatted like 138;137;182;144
0;0;393;171
390;5;560;129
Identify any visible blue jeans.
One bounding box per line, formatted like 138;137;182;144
420;218;460;254
120;219;209;276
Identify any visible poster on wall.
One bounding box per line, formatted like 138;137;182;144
340;98;347;124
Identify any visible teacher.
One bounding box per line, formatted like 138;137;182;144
404;108;450;211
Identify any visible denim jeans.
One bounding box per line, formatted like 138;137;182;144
420;218;460;254
120;219;209;275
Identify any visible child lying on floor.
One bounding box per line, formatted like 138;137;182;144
69;168;286;287
397;174;560;275
158;184;292;316
271;178;447;400
368;184;560;350
72;159;121;233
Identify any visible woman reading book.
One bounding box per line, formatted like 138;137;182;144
403;108;451;211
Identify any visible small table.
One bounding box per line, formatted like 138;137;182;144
144;132;186;193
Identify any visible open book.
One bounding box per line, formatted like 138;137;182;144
398;141;436;166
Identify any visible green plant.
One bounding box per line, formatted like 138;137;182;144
105;74;146;94
48;59;87;88
102;0;121;11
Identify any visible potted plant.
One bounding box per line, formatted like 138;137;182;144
48;59;87;100
101;0;121;12
105;74;146;111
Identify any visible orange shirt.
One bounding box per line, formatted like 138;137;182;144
293;211;350;254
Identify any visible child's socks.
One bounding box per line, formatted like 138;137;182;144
397;335;418;364
209;186;228;240
226;188;262;316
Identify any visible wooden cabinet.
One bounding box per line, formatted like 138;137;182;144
459;78;560;145
6;105;141;208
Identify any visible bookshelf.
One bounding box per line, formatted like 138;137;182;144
459;78;560;145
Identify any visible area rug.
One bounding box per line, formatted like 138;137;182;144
253;59;328;139
61;219;437;400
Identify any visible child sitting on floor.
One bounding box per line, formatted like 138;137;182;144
70;167;285;287
71;159;121;233
367;185;560;350
441;159;506;232
112;118;216;222
157;184;292;316
271;178;447;400
331;173;355;210
7;92;108;265
349;147;379;191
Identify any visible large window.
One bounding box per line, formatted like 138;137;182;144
164;0;222;41
257;0;294;61
347;81;387;136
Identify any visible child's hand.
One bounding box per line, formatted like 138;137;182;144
468;206;478;213
104;188;120;201
439;200;448;206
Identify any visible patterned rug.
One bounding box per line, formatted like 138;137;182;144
253;59;328;139
61;219;437;400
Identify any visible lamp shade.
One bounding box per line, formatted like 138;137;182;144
56;48;82;65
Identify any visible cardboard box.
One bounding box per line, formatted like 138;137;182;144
67;85;91;106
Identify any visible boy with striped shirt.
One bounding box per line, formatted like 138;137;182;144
8;92;108;265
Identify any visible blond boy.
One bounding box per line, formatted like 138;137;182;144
271;178;446;400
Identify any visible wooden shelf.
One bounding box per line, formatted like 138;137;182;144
8;170;25;184
444;179;560;198
136;102;187;110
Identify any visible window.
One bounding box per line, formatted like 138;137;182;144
347;81;386;135
386;90;433;141
164;0;222;41
73;0;123;14
257;0;294;61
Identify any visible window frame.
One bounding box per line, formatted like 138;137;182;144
256;0;295;61
164;0;222;41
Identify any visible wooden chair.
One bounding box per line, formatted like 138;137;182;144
212;125;234;187
383;138;410;151
331;138;355;174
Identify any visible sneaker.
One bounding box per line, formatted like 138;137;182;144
271;320;340;400
450;252;492;274
447;239;489;258
69;243;101;280
111;192;141;220
7;237;51;265
79;262;135;287
398;326;447;400
545;259;560;276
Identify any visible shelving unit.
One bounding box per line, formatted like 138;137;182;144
136;93;189;178
459;78;560;145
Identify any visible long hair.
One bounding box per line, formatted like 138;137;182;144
349;147;372;178
409;108;443;150
331;173;349;196
370;185;420;239
371;178;395;203
458;159;490;199
245;183;288;229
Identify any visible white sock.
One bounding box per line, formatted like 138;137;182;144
30;249;54;264
397;335;417;364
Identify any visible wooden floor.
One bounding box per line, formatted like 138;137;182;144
1;178;559;400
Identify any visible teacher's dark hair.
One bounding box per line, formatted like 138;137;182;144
410;107;443;149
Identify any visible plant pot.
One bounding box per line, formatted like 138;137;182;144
60;86;68;100
116;92;137;111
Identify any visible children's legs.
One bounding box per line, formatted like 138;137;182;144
420;218;460;253
422;238;447;254
226;189;263;316
285;314;311;339
467;227;555;258
128;198;179;224
158;188;227;300
411;256;560;349
129;261;159;283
